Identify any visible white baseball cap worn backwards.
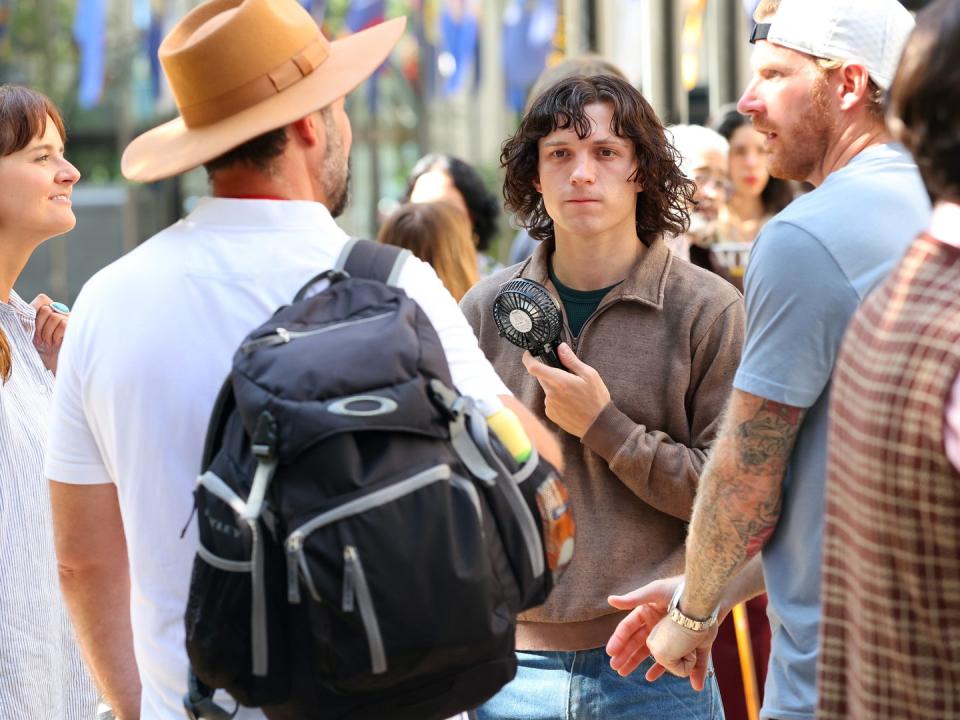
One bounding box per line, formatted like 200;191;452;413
750;0;916;91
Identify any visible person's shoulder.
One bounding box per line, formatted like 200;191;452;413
666;253;742;308
461;261;526;308
71;222;189;325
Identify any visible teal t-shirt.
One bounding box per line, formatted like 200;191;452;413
548;266;621;337
735;144;930;720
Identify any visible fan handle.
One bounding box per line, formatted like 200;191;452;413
538;342;566;371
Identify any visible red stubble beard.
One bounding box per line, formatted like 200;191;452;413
757;75;836;182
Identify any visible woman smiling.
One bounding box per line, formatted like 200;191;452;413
0;84;96;718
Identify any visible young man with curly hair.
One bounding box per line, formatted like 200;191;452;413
460;74;743;720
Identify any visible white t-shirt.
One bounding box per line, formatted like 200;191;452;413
45;198;510;719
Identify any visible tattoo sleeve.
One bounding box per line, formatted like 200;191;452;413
680;390;806;618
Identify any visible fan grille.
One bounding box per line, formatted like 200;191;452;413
492;279;563;352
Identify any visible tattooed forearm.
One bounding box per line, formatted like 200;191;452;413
736;401;804;469
680;391;805;618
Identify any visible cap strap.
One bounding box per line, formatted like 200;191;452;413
179;35;329;128
750;22;770;44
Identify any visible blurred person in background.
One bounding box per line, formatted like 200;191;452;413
509;55;629;265
404;153;503;276
0;84;97;719
665;124;731;266
819;1;960;717
711;106;795;246
378;200;480;301
606;2;927;720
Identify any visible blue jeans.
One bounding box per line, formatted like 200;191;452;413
477;649;724;720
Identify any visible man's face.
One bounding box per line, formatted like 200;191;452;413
533;102;641;245
737;41;836;183
690;148;730;223
319;97;352;217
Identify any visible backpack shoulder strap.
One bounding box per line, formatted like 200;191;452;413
291;239;413;303
200;376;236;471
335;238;412;286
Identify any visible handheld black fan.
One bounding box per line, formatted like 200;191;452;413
492;278;567;370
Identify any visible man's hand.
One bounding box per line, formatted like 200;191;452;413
522;343;611;438
605;575;681;678
644;614;717;690
31;293;68;373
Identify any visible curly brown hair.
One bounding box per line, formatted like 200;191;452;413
501;74;695;245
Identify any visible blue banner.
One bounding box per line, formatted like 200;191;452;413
344;0;385;32
74;0;107;108
502;0;557;111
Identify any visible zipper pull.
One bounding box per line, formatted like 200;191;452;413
342;546;356;612
286;534;302;604
277;327;291;343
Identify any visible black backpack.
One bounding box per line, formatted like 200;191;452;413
183;240;575;720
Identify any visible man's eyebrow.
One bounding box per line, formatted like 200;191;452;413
542;136;629;148
591;136;629;147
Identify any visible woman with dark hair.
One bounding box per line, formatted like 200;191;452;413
712;106;795;243
0;85;96;717
403;153;503;275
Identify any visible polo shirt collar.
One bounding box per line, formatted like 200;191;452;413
516;236;671;311
185;196;345;233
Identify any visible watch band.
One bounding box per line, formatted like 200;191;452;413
667;580;719;632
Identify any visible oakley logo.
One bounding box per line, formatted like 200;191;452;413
327;395;398;417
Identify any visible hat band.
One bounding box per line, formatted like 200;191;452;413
178;35;329;128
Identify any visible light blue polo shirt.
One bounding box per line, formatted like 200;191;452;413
734;144;931;720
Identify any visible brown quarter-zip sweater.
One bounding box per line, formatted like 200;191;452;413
460;237;745;651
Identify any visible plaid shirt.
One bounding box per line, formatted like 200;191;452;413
819;234;960;719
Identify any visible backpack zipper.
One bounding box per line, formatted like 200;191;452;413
343;545;387;675
285;465;452;605
240;311;393;353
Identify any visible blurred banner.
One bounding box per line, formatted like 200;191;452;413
344;0;385;31
502;0;558;111
74;0;107;108
438;0;480;96
0;0;10;52
681;0;706;91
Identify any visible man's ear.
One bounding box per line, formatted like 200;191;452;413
838;63;872;112
290;113;322;148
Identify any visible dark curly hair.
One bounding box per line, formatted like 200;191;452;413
501;74;695;245
888;0;960;203
403;154;500;252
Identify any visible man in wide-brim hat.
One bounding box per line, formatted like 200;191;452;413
43;1;558;718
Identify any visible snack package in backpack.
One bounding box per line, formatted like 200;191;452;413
182;240;575;720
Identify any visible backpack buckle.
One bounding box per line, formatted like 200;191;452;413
251;411;278;460
183;671;238;720
428;379;462;421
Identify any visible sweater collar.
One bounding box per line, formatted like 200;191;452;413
515;236;672;311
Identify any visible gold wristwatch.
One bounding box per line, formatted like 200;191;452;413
667;580;719;632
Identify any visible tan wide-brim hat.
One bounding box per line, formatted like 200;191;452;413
121;0;405;182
